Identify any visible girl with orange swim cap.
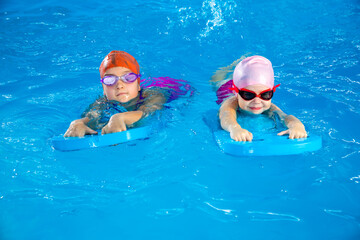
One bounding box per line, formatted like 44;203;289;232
64;51;168;137
213;55;307;142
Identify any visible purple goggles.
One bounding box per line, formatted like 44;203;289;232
100;73;141;86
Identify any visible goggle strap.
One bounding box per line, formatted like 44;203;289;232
229;83;239;93
273;84;280;92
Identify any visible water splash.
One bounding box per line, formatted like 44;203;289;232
199;0;225;37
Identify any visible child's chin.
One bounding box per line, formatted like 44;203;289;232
114;96;130;103
247;108;264;114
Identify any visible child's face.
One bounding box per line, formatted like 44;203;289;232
102;67;140;103
237;84;272;114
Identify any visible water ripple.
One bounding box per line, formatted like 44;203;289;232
324;209;358;222
151;208;185;219
248;211;301;222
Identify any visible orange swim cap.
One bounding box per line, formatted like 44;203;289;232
99;51;140;79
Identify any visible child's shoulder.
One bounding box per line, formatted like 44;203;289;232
220;95;237;106
142;87;168;100
142;86;162;94
262;103;287;118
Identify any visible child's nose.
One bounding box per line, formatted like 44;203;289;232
116;80;125;89
253;97;262;103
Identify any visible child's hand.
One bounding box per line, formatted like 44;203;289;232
230;126;253;142
278;125;307;139
101;113;127;134
64;120;97;137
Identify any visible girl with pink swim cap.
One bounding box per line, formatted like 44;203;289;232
216;55;307;142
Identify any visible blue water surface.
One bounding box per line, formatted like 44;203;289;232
1;0;360;239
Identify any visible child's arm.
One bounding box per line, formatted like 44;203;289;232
64;100;104;137
101;111;143;134
219;96;253;141
138;88;167;117
101;89;166;134
267;104;307;139
64;117;98;137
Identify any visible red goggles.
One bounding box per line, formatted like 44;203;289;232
230;84;280;101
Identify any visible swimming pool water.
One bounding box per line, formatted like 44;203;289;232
1;0;360;239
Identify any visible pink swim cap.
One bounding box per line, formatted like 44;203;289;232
233;56;274;89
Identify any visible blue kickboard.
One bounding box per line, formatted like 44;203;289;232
214;130;322;156
203;109;322;156
51;126;151;151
